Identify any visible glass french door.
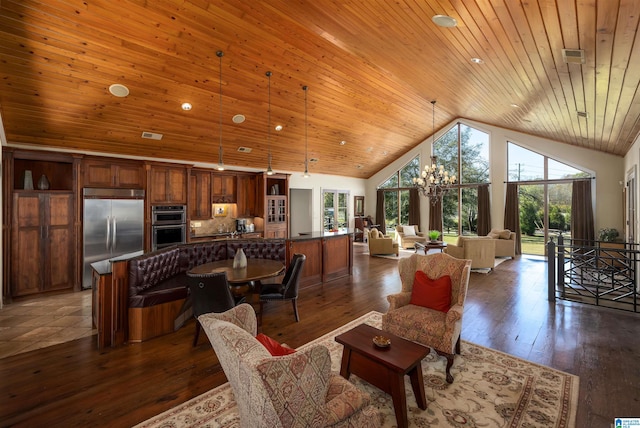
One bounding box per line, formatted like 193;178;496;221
323;189;349;232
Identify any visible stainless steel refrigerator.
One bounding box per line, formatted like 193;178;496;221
82;188;145;289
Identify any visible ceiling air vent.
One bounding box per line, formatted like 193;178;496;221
562;49;585;64
577;111;588;118
141;131;163;140
237;147;252;153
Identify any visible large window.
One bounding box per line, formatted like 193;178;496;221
379;156;420;235
434;124;490;236
507;142;590;255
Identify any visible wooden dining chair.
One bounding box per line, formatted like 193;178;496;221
186;271;246;346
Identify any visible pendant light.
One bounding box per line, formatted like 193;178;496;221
265;71;274;175
216;50;225;171
302;85;310;178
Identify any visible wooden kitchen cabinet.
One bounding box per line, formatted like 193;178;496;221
236;173;257;217
82;158;144;188
10;192;75;297
149;165;187;204
189;170;212;219
211;173;236;203
260;174;289;238
264;196;288;238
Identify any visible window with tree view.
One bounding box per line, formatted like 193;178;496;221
379;156;420;237
433;124;489;237
507;142;590;255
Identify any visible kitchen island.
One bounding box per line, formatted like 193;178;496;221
289;230;353;287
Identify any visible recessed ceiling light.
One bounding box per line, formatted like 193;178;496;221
109;83;129;97
432;15;457;28
275;125;283;131
340;140;346;145
356;164;363;169
510;103;519;108
232;114;245;124
471;57;484;64
141;131;162;140
309;158;319;163
181;102;192;111
366;146;373;153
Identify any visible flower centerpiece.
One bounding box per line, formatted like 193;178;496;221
428;230;441;242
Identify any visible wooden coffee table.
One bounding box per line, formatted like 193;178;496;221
334;323;430;428
414;241;447;254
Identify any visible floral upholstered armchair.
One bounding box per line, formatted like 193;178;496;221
198;304;381;427
382;253;471;383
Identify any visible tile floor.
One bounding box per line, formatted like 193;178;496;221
0;290;95;359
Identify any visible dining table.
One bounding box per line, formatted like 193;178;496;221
187;258;285;284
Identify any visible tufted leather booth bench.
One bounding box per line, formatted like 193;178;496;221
127;239;286;342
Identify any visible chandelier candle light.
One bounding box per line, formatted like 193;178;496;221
413;101;457;205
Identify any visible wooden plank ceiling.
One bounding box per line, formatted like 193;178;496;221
1;0;639;178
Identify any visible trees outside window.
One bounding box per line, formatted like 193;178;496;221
379;156;420;236
508;142;590;255
323;189;349;232
434;124;490;237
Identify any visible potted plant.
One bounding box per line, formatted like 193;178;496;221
598;228;619;242
428;230;441;242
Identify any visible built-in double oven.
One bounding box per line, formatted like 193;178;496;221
151;205;187;250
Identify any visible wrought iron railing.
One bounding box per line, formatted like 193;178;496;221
547;235;640;312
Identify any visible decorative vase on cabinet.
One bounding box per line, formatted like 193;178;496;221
23;170;34;190
37;174;50;190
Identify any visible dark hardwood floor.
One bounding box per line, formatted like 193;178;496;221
1;245;638;427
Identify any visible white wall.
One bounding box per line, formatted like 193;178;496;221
367;118;625;233
288;172;366;231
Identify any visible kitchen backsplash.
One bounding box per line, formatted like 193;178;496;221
190;204;257;236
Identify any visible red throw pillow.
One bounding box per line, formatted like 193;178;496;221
409;271;452;312
255;333;296;356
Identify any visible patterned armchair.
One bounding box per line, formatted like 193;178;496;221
382;253;471;383
198;304;381;427
367;227;399;256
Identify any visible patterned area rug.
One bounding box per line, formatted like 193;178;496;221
136;312;579;428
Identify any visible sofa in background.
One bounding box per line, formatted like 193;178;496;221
444;236;496;269
486;228;516;258
395;225;427;249
367;228;399;256
443;229;515;269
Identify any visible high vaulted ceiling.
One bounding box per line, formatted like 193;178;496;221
1;1;639;178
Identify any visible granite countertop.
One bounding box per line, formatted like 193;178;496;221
90;250;144;276
289;229;355;241
191;231;264;240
